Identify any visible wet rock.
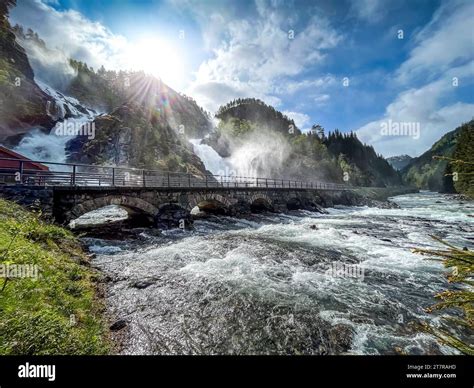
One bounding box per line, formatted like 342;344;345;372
110;319;127;331
328;324;354;353
131;279;155;289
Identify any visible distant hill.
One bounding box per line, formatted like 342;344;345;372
215;98;301;137
324;130;403;187
387;155;413;171
401;120;473;195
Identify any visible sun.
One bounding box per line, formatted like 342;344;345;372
127;37;183;88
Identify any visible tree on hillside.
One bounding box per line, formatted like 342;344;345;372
0;0;16;18
311;124;325;139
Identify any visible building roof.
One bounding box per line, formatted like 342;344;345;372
0;146;50;171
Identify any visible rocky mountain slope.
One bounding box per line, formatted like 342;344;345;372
1;1;213;176
64;60;212;139
66;91;209;175
64;70;211;174
0;2;56;145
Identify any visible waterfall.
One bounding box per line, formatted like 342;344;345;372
14;81;98;167
190;132;289;179
189;139;235;176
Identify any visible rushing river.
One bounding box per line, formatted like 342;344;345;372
85;192;473;355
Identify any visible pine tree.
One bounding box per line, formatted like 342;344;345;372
413;237;473;355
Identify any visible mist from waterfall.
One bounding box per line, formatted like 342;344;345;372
190;129;290;178
189;139;234;176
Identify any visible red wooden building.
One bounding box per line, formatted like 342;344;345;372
0;146;49;184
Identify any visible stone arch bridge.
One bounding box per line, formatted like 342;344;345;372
0;157;358;228
54;186;334;226
0;185;355;228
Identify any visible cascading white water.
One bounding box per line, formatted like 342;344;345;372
13;81;98;166
190;130;290;178
189;139;235;176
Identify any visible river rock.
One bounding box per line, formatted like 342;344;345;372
110;319;127;331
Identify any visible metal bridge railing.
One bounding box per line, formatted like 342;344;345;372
0;157;350;191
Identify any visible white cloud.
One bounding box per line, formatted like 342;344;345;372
280;76;335;95
10;0;129;73
357;62;474;157
396;0;474;84
350;0;387;23
356;1;474;157
313;94;330;105
282;110;311;129
186;1;342;112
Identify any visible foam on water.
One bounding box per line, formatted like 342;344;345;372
89;192;472;355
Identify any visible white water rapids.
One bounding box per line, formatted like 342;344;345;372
85;192;473;355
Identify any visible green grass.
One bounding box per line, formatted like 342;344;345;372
0;199;110;355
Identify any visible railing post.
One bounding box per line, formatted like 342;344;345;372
72;165;76;186
112;168;115;186
142;170;146;187
205;175;208;187
167;172;170;187
19;161;24;184
188;173;191;187
266;178;268;188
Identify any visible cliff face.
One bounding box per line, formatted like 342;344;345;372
0;7;55;144
63;67;213;174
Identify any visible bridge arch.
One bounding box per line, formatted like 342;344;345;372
187;193;233;214
249;194;273;212
286;197;304;210
155;202;192;228
69;195;159;225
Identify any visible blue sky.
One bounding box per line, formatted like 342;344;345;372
9;0;474;157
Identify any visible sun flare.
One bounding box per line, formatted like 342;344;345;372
127;37;183;88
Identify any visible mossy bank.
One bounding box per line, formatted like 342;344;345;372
0;199;110;355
